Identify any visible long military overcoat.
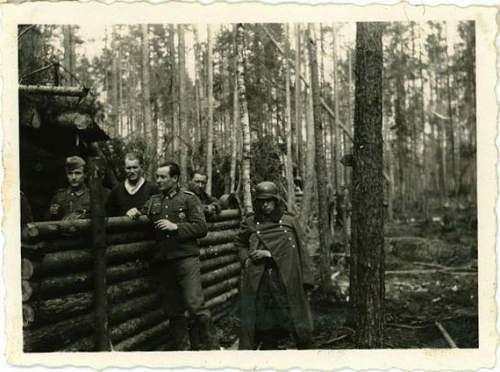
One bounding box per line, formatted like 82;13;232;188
236;212;314;349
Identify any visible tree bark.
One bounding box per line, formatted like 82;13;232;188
206;25;214;195
307;24;333;292
294;24;303;179
177;25;188;186
351;22;385;348
141;25;155;179
235;24;253;214
285;24;296;211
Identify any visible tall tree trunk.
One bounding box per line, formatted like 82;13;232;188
332;24;341;191
418;26;429;220
206;25;214;195
178;25;188;186
169;25;178;159
284;24;296;211
62;25;75;85
294;24;303;180
307;24;333;293
299;44;316;228
110;27;119;139
141;25;154;179
230;30;239;194
193;26;203;147
235;24;253;214
351;22;385;348
444;26;457;198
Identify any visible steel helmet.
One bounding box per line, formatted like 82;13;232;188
255;181;279;200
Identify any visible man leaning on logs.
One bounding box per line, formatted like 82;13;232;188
137;161;219;350
47;156;91;221
106;152;158;217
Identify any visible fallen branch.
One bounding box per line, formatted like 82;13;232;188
435;321;458;348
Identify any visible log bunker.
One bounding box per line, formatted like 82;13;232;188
21;209;242;352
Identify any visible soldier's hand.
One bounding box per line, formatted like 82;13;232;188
154;218;178;232
249;249;271;261
126;208;141;220
50;204;60;215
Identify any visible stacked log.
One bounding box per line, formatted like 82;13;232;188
22;210;242;352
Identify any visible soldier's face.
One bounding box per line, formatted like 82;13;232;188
261;199;276;215
156;166;177;193
192;174;207;195
125;159;142;182
67;167;85;189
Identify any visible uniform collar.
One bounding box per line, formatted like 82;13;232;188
164;185;179;200
70;185;87;197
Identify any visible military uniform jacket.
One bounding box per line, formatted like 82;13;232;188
235;211;314;349
48;186;91;221
144;187;208;260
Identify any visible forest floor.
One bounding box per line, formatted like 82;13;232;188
215;209;478;350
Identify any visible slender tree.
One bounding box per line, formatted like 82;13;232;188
206;25;214;195
141;25;154;178
351;22;385;348
235;24;253;214
307;23;333;292
284;24;296;210
178;25;188;185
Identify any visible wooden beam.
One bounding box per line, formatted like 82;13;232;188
19;84;89;97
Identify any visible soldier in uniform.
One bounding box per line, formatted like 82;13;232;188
142;162;218;350
47;156;91;221
188;172;221;218
106;152;158;217
236;181;315;350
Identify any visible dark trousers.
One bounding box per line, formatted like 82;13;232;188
153;255;209;318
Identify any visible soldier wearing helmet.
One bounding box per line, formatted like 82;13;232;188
47;156;91;221
236;181;315;350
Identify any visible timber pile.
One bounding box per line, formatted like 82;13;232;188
22;209;242;352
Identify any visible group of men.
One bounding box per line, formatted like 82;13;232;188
37;152;315;351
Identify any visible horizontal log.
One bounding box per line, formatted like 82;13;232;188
200;243;237;259
206;288;239;308
22;280;33;302
111;308;166;344
25;210;240;239
23;304;35;328
201;262;241;286
19;84;89;97
201;253;239;273
204;277;239;300
32;277;155;324
24;291;160;352
28;261;151;299
114;319;170;351
207;219;241;231
198;229;238;246
206;209;240;222
22;258;36;280
141;332;173;351
25;242;154;277
25;231;154;253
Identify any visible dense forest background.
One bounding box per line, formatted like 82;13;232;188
19;22;476;223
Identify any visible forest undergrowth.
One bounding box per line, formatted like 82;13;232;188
216;206;478;349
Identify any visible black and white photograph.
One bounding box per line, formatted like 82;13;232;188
2;2;497;370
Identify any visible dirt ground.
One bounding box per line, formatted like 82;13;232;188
215;213;478;349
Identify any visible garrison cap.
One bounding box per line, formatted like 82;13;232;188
65;156;86;171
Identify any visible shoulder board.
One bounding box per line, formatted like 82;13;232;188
183;190;195;196
150;193;162;200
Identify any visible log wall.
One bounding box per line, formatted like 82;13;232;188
21;209;242;352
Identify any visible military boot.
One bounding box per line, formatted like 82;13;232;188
170;316;191;351
197;314;219;350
